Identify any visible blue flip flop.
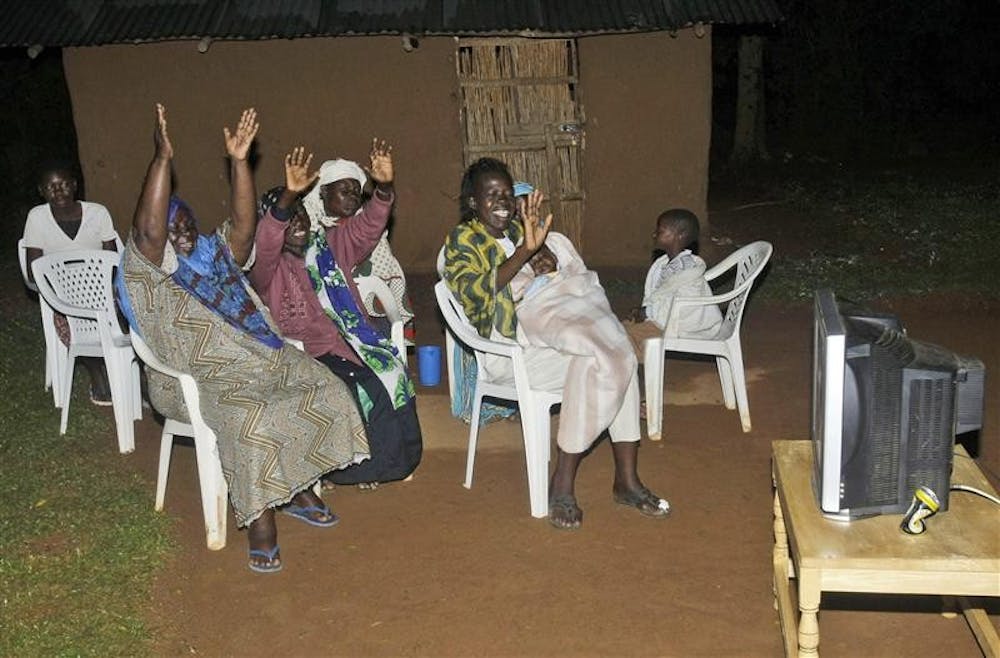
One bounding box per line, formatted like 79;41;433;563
248;545;282;574
281;503;340;528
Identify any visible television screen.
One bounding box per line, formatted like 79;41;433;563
811;289;985;520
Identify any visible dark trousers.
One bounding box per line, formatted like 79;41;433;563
318;354;422;484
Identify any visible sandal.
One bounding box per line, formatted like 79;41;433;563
248;545;282;574
280;503;340;528
548;494;583;530
613;486;671;518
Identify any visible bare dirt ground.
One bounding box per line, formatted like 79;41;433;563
130;190;999;657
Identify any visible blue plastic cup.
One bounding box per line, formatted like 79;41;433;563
417;345;442;387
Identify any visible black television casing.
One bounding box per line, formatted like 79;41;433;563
836;315;985;517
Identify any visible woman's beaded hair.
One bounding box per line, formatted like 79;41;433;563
459;157;513;223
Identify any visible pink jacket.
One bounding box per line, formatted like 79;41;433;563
249;193;393;364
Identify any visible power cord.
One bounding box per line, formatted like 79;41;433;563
950;484;1000;507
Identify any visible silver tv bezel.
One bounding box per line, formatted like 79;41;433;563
813;289;846;515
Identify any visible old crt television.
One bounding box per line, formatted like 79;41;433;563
811;289;985;520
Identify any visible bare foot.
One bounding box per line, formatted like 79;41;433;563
247;509;282;573
612;485;671;518
282;489;338;526
548;494;583;530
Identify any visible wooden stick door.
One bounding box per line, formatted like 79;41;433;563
457;38;586;250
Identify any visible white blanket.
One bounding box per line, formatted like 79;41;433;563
513;233;638;448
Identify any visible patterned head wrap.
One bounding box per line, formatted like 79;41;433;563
164;196;283;348
302;159;367;230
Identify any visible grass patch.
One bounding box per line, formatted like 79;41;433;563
0;280;172;657
601;162;1000;307
750;164;1000;302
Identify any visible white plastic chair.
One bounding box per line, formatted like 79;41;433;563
19;236;124;408
31;250;142;453
355;274;407;358
434;280;562;518
130;331;228;550
642;241;773;439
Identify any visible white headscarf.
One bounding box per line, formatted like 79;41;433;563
302;158;368;230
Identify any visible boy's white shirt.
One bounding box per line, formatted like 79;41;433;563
643;250;724;339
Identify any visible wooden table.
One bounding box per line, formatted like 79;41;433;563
771;440;1000;657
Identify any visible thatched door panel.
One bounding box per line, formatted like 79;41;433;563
457;38;586;250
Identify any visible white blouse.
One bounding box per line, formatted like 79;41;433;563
22;201;117;252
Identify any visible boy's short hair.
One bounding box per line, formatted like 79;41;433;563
657;208;700;248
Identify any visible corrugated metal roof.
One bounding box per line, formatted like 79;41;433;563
0;0;782;48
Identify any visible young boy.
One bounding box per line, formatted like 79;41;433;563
626;209;723;356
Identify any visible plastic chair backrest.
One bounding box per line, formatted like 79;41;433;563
31;250;126;347
434;281;515;361
354;274;406;356
710;241;772;338
436;245;446;278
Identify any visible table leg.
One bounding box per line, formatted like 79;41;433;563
773;488;798;657
773;490;788;606
960;598;1000;658
797;569;820;658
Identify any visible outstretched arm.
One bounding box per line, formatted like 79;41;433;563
132;103;173;266
224;108;260;267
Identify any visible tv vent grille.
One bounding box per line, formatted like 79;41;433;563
907;378;952;464
867;350;902;506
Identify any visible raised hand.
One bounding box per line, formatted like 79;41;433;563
284;146;318;194
522;189;553;252
154;103;173;160
368;138;394;185
223;108;259;161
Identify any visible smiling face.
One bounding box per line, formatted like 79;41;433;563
38;169;78;209
282;207;311;257
470;172;515;238
320;178;362;219
167;206;199;256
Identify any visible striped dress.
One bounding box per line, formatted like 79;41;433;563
120;232;369;527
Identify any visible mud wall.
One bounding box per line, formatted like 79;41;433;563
578;29;712;267
63;30;711;272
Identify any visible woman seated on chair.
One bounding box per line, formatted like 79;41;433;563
249;145;422;490
23;160;118;405
117;104;369;574
442;157;671;530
